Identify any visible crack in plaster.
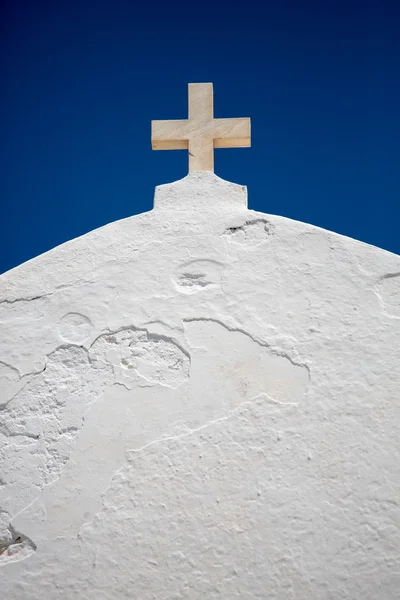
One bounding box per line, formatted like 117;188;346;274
0;427;39;440
0;279;95;307
183;316;311;376
128;400;252;455
0;295;45;306
76;392;300;579
379;272;400;280
124;391;295;458
0;360;21;377
0;363;47;411
78;397;263;539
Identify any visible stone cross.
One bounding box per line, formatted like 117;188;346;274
151;83;251;172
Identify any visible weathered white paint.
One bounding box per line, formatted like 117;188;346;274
0;172;399;599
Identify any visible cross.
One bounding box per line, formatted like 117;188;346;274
151;83;251;173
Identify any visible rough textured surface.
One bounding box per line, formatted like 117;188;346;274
0;172;399;599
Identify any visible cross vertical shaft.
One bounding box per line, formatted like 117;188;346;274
188;83;214;172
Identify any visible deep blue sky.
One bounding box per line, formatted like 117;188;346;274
1;0;399;273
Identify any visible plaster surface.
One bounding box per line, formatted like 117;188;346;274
0;172;399;599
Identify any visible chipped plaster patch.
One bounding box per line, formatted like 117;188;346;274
89;327;190;388
224;219;273;245
173;259;224;294
0;324;190;536
0;524;36;564
376;272;400;318
0;343;113;545
9;316;309;547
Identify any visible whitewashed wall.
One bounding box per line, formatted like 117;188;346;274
1;173;399;599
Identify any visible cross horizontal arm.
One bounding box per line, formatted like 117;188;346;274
152;117;251;151
151;120;189;150
212;118;251;148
